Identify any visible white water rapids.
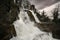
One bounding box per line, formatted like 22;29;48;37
10;9;58;40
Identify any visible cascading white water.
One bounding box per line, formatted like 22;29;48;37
10;0;59;40
10;9;58;40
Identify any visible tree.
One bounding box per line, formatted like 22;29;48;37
52;7;59;23
40;11;50;22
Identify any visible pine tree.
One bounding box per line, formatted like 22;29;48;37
41;11;50;22
52;7;59;23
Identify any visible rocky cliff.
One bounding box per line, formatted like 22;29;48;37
0;0;20;40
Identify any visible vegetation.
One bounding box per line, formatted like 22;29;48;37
0;0;60;39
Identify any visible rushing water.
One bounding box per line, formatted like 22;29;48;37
10;9;58;40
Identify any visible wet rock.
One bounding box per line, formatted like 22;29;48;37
36;22;60;39
52;23;60;39
25;10;36;22
0;0;20;40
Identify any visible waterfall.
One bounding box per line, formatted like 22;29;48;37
10;0;59;40
10;9;58;40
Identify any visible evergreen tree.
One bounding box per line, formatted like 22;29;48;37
52;7;59;23
41;11;50;22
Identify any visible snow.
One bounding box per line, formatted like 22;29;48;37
39;2;60;19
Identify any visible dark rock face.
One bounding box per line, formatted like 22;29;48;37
25;10;36;22
52;24;60;39
0;0;20;40
36;22;60;39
